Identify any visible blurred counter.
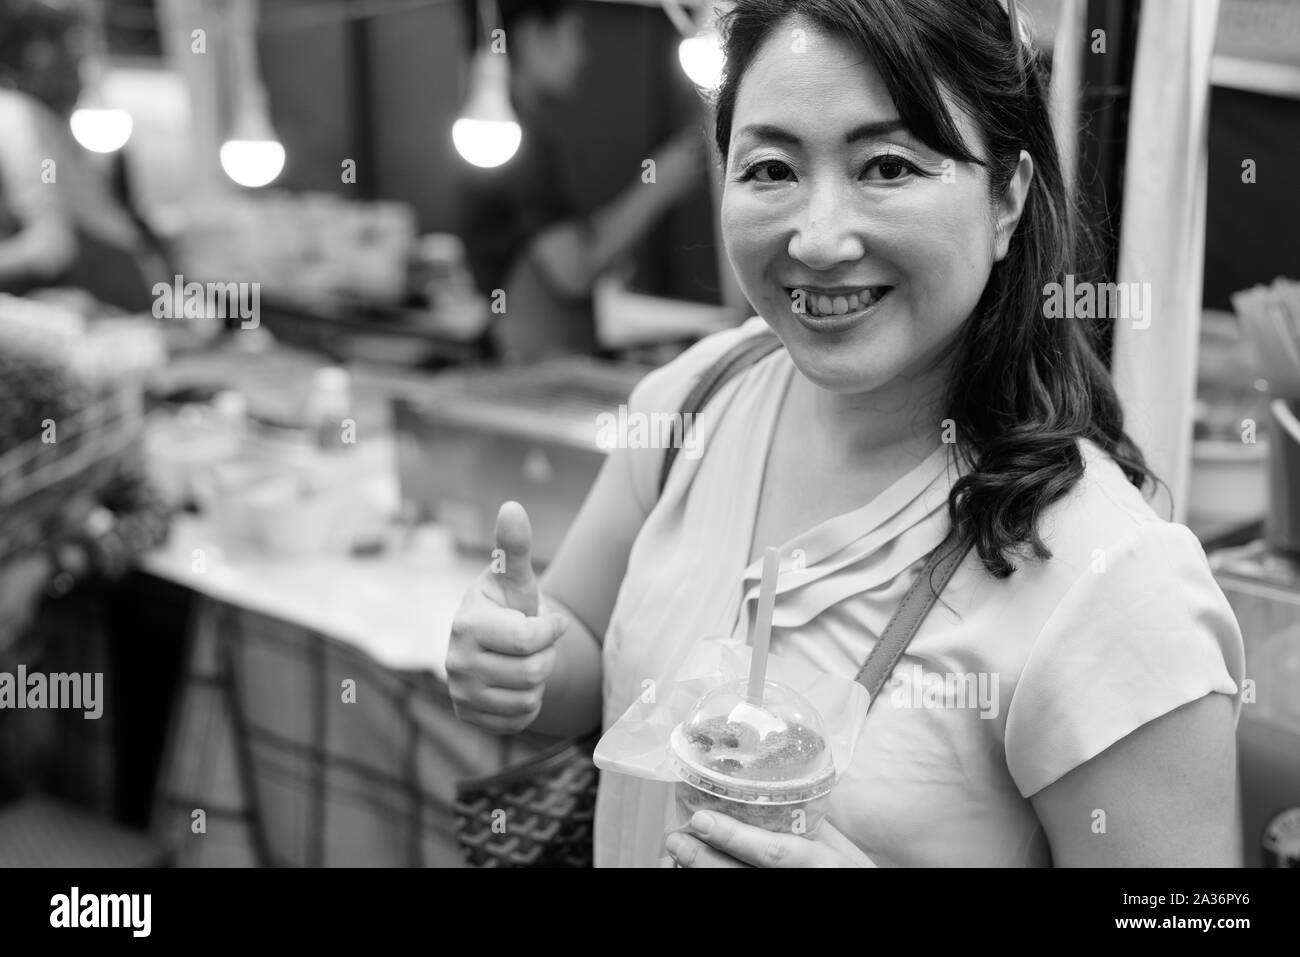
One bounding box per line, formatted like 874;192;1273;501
139;434;478;680
139;340;489;676
133;341;566;866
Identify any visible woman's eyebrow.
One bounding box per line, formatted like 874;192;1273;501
845;119;908;144
735;119;909;148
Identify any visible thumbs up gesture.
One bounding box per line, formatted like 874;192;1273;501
446;502;570;734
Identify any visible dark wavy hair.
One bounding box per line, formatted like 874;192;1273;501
711;0;1157;579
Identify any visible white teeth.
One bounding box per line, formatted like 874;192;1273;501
791;286;888;317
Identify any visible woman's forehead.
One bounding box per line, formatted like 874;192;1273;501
731;18;980;154
736;19;892;118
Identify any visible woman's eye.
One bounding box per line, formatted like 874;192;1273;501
863;155;920;182
742;160;795;183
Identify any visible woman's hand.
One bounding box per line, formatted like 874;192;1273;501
666;811;877;868
445;502;570;735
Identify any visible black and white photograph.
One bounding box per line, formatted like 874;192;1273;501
0;0;1296;921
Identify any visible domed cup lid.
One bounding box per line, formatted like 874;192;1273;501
669;678;834;804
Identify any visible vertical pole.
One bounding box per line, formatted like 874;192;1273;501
349;10;376;201
1078;0;1142;366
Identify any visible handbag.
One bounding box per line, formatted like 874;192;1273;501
452;331;971;866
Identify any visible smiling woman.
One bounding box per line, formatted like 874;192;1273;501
446;0;1246;869
714;0;1151;580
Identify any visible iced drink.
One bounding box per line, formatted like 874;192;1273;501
669;679;835;836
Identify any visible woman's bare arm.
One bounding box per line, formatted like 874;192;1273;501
529;443;657;738
1031;692;1241;866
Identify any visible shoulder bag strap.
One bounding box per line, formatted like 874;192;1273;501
855;526;973;706
657;331;783;496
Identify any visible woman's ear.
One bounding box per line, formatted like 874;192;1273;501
993;150;1034;262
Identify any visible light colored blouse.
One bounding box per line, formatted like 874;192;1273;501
593;316;1244;867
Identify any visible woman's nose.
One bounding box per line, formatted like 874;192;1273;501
787;181;866;270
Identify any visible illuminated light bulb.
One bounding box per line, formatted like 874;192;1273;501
219;139;286;188
68;4;132;154
452;117;521;169
220;0;285;189
221;80;285;188
69;105;133;153
678;32;724;91
453;50;521;168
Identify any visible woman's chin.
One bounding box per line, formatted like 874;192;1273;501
782;343;895;395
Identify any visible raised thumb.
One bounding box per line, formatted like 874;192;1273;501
493;500;539;616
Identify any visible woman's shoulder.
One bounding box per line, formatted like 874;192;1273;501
626;316;774;414
998;440;1244;798
958;438;1231;659
1029;438;1198;578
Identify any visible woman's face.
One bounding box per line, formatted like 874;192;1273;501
721;19;1005;396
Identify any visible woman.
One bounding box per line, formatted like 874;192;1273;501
446;0;1244;867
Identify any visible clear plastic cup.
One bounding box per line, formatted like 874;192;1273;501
669;678;835;836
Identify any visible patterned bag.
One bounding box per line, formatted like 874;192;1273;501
453;731;600;867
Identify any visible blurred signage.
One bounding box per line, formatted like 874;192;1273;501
1217;0;1300;68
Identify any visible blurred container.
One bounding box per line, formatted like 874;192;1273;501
303;367;354;451
1188;438;1269;529
243;474;341;559
1267;399;1300;556
1210;543;1300;867
199;459;279;554
201;460;349;560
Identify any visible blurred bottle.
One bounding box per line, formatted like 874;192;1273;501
303;366;353;453
213;390;249;443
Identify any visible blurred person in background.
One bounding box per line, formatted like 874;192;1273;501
0;458;171;808
459;0;707;360
0;0;167;312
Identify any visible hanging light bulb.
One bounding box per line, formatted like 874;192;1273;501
220;0;285;188
69;5;132;153
453;0;520;168
678;30;724;91
452;48;521;168
70;101;133;154
221;81;286;188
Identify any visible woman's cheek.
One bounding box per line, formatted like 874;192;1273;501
902;195;995;331
721;194;780;300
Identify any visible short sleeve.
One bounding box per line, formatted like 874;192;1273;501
1004;521;1245;798
620;318;768;514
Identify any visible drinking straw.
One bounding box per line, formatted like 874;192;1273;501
1268;299;1300;390
746;546;781;704
1234;285;1300;399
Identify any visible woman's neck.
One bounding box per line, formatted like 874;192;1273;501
788;358;952;468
